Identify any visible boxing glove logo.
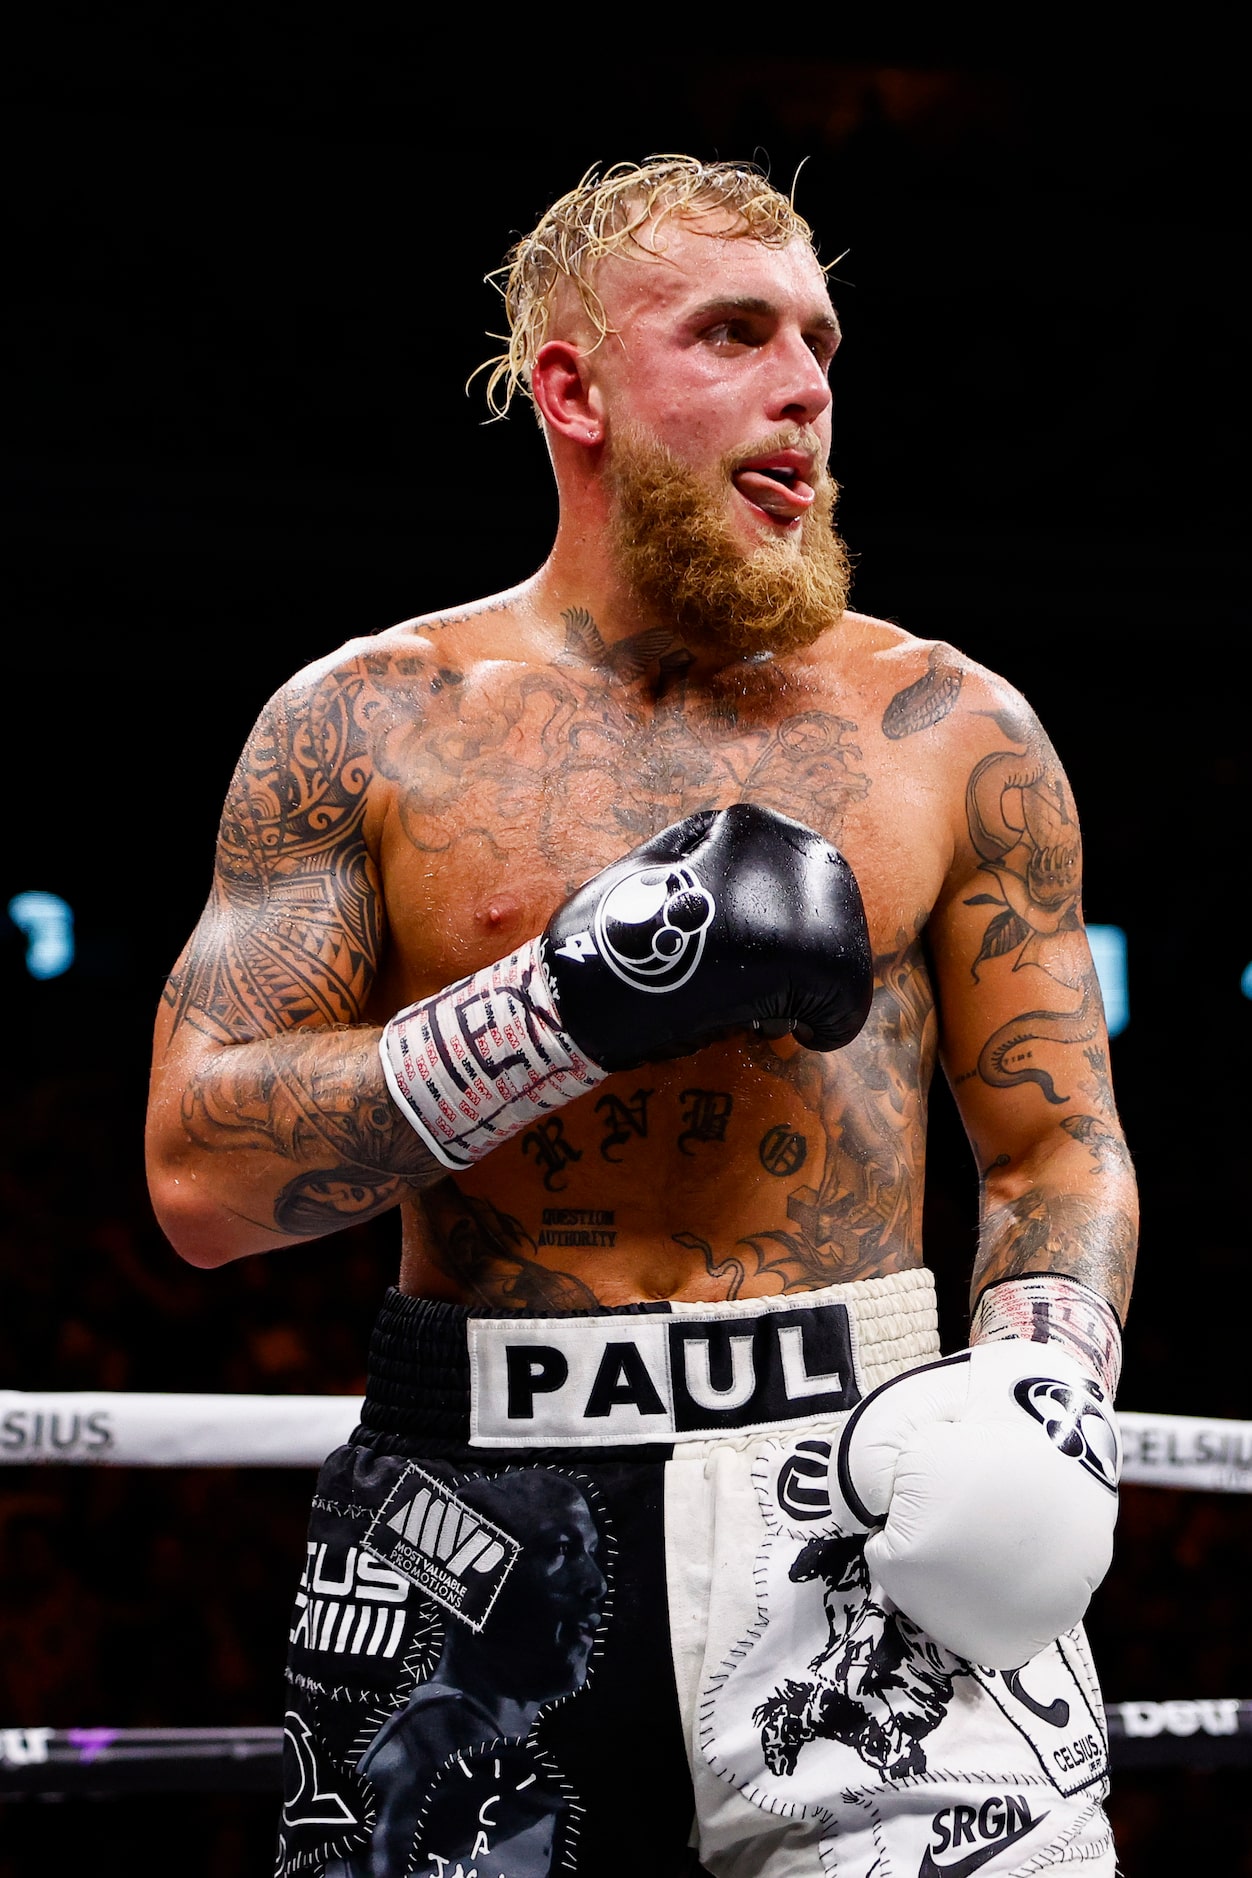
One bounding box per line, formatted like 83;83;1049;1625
554;865;716;992
1013;1377;1120;1493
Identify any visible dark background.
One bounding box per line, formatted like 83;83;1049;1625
2;17;1248;1874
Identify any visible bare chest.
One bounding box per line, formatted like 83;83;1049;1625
369;662;953;1005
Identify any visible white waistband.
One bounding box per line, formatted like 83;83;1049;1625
468;1268;939;1449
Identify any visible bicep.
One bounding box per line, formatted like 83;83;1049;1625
155;677;385;1060
928;713;1114;1166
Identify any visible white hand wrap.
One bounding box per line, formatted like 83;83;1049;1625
379;937;607;1170
970;1271;1123;1398
835;1277;1122;1668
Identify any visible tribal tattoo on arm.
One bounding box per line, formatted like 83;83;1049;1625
162;664;443;1234
164;668;382;1041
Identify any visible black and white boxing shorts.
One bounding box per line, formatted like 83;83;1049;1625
278;1271;1115;1877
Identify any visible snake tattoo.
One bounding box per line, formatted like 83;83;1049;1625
964;737;1101;1103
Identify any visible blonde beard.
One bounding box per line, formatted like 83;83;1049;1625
607;429;852;658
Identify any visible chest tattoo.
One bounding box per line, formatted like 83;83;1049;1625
376;641;870;882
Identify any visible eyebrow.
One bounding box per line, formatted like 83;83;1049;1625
688;295;840;336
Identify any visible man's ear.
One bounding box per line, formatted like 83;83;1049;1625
531;341;605;448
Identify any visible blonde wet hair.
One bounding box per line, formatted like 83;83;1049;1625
478;155;819;418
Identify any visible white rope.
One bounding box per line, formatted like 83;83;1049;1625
0;1390;361;1469
3;1390;1251;1487
1118;1411;1252;1493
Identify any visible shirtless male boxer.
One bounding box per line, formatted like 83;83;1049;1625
145;158;1138;1877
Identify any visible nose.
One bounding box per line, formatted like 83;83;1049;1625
579;1551;608;1604
766;332;832;429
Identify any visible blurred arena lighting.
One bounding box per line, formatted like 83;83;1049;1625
7;891;74;979
1086;924;1128;1036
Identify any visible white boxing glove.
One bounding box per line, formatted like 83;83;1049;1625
835;1319;1121;1669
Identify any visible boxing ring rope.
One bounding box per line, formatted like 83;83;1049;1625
3;1390;1250;1797
5;1391;1251;1488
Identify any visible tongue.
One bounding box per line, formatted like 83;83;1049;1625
733;469;815;519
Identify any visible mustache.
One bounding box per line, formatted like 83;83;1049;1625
724;426;828;483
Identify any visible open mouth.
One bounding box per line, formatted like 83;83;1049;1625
731;453;817;524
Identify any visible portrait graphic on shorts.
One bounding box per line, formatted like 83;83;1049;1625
329;1466;608;1877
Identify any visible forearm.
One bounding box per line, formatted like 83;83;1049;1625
974;1126;1139;1324
147;1025;446;1266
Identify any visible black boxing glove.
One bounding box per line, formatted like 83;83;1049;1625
542;802;871;1068
380;803;871;1169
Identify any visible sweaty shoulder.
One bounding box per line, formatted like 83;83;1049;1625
283;580;539;681
845;626;1076;926
813;614;1039;757
251;590;540;773
374;584;541;665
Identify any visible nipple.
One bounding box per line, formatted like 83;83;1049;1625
476;896;523;931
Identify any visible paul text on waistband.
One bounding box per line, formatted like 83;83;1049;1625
468;1299;860;1446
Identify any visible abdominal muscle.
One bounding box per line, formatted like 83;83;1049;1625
398;1033;929;1310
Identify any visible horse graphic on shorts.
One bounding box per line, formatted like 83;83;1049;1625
754;1531;970;1779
